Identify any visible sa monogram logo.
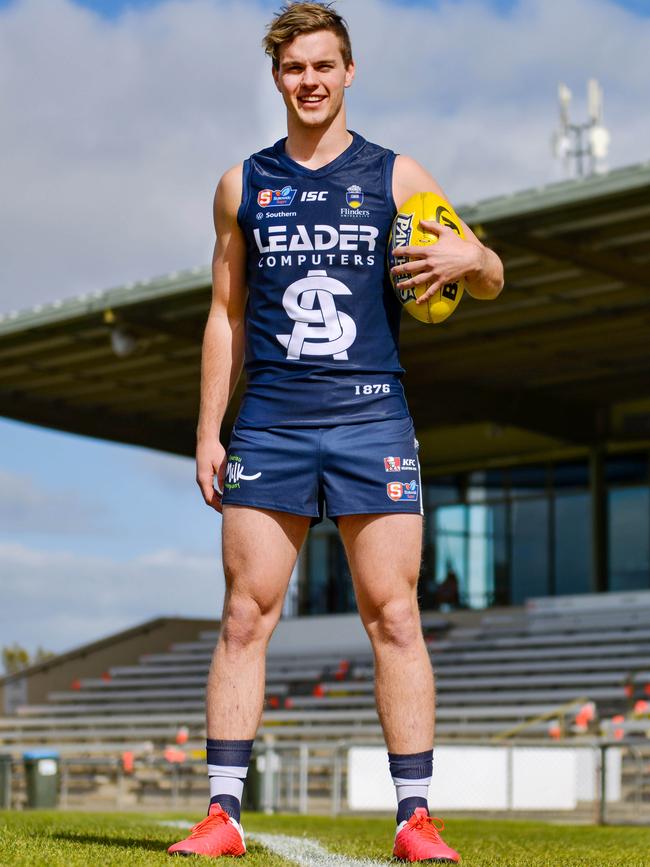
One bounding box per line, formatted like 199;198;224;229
276;270;357;360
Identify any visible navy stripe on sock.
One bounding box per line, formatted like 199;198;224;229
206;738;254;767
209;793;242;822
388;749;433;779
396;796;428;824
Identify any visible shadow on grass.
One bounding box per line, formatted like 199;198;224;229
50;832;167;853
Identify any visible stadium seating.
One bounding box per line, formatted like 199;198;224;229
2;596;649;752
2;595;649;811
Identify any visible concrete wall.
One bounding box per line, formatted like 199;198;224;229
0;616;216;714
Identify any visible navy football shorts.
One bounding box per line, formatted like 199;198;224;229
221;415;423;523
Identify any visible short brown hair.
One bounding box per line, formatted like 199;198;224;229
263;2;353;70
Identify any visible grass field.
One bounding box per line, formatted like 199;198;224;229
1;809;650;866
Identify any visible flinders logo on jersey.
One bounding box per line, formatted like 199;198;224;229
258;186;297;208
341;184;370;218
346;185;364;208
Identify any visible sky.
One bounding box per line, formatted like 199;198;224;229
1;0;650;662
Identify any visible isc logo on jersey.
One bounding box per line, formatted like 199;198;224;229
301;191;328;202
276;269;356;361
258;186;297;208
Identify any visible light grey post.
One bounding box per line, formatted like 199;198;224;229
262;738;275;814
299;744;309;815
598;743;607;826
506;745;514;812
331;744;342;816
116;758;125;809
60;760;68;809
171;763;179;808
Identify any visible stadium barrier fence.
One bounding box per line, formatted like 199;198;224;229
2;738;649;824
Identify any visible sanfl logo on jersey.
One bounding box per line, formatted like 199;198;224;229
276;270;357;361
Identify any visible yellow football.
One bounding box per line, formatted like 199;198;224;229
388;191;466;324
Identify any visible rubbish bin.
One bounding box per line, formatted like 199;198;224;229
0;754;12;808
23;751;60;808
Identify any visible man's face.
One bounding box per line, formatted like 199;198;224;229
273;30;354;129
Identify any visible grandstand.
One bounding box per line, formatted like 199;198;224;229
1;593;649;815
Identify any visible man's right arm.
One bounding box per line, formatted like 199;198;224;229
195;164;248;511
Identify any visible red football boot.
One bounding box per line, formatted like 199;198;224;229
393;808;460;863
167;802;246;857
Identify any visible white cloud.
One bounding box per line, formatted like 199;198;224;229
0;468;109;534
1;0;649;315
0;540;225;658
124;447;198;492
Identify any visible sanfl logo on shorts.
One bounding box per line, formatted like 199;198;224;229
276;269;357;360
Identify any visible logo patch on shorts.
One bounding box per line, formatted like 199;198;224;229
384;456;417;472
225;455;262;490
387;480;419;502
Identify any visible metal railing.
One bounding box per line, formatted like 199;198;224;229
2;737;649;825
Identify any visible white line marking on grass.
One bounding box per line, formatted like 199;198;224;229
248;832;388;867
156;822;389;866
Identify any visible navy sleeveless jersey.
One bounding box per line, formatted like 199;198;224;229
236;131;406;427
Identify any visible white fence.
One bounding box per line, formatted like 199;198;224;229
348;744;621;812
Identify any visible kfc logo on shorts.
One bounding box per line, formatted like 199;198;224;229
402;458;417;471
384;456;401;472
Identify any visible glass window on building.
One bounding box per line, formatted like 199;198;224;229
509;465;549;497
554;492;593;595
432;505;467;607
606;453;649;485
510;498;549;604
430;502;507;609
303;521;356;615
608;487;650;592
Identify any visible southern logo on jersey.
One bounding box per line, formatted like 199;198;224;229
346;185;364;208
387;480;419;502
276;269;357;361
258;186;297;208
225;455;262;490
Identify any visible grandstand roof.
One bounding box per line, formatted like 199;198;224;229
2;161;650;472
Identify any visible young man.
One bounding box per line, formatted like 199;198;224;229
169;2;503;861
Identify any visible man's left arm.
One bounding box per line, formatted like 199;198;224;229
392;155;504;302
